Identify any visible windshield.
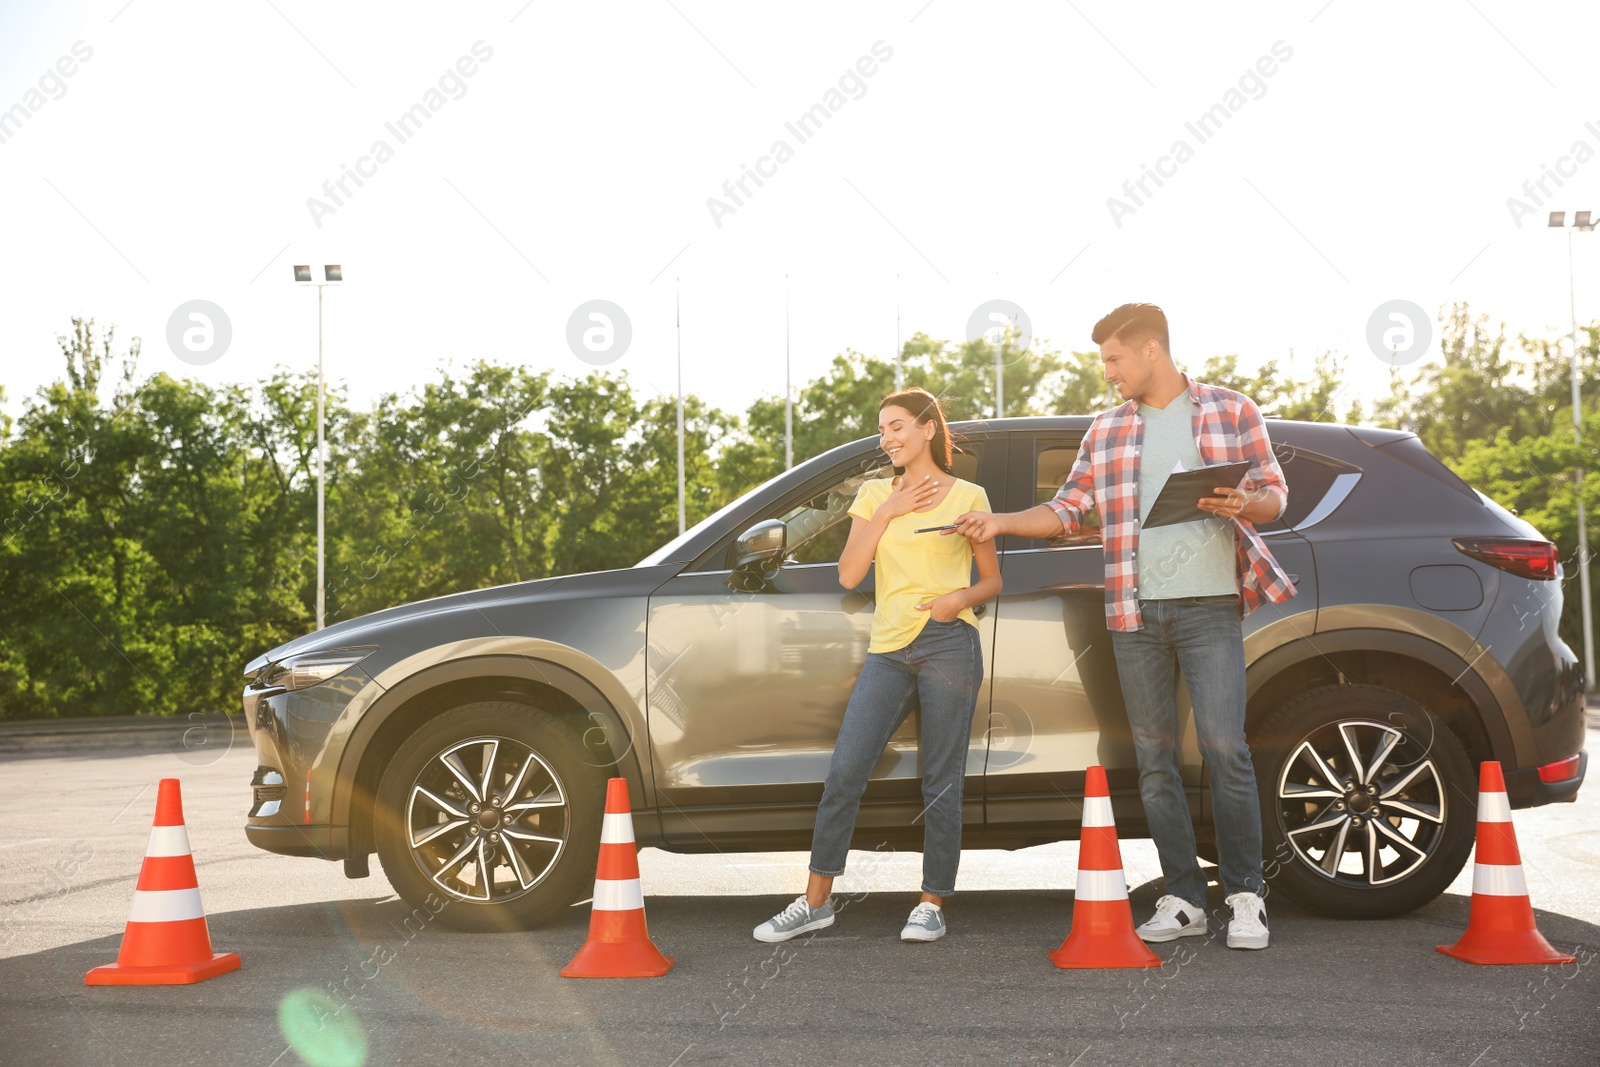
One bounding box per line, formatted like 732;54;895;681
634;467;792;567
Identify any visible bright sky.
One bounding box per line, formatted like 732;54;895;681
3;0;1599;430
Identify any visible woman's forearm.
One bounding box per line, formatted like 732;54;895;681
954;574;1003;612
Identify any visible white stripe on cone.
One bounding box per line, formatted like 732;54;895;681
145;825;192;857
1472;862;1529;897
1073;868;1129;902
126;887;206;923
600;812;635;845
1477;789;1512;824
591;877;645;912
1081;795;1114;828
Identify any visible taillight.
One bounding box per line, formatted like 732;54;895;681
1538;755;1581;783
1452;537;1560;580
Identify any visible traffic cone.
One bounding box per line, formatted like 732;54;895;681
1437;761;1575;966
1049;765;1161;969
560;778;673;978
85;778;241;985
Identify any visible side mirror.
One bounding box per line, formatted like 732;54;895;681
731;519;786;572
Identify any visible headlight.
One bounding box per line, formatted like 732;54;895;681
260;647;376;692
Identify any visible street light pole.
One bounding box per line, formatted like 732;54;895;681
1564;215;1594;691
993;314;1007;418
1551;212;1595;691
676;278;685;536
295;265;341;631
317;283;325;631
895;273;903;391
785;274;793;469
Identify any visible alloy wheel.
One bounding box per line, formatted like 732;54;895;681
1274;717;1448;887
404;736;570;903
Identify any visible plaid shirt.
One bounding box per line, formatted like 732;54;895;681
1045;378;1296;632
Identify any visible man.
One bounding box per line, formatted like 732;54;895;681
953;302;1294;950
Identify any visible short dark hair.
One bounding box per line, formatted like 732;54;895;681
1092;302;1169;354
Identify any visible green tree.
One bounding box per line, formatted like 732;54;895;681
0;321;313;717
326;361;551;621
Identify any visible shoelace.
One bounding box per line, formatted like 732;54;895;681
907;903;939;925
777;897;814;924
1226;894;1266;933
1152;894;1192;922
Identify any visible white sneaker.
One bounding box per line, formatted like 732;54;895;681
1134;894;1208;942
1225;892;1269;950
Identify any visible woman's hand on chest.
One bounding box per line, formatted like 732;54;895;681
879;473;949;519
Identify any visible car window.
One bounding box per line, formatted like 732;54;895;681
784;448;983;565
1033;445;1100;538
1255;442;1350;532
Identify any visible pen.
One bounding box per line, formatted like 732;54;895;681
915;524;960;533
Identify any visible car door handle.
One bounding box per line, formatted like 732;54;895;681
972;602;987;618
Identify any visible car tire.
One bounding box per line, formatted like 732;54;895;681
374;701;606;932
1252;684;1475;919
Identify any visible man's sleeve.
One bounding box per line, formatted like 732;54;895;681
1044;434;1097;534
1237;397;1288;521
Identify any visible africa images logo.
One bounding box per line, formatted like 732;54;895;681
705;40;895;229
305;41;495;228
1105;40;1293;228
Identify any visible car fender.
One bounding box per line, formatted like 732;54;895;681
1245;620;1531;767
335;640;651;838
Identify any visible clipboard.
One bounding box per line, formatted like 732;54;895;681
1143;461;1252;529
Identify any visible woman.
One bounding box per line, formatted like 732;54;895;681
753;387;1002;944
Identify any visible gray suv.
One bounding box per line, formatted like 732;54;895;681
242;417;1588;930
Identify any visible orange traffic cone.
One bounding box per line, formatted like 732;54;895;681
85;778;241;985
560;778;673;978
1049;765;1161;969
1437;761;1575;966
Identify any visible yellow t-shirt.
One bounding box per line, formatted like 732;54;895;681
848;476;991;654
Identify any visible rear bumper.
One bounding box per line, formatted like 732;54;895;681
1506;748;1587;808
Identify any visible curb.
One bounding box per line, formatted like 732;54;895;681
0;714;241;755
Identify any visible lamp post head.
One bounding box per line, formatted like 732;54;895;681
1549;211;1566;228
1575;211;1593;231
324;265;342;282
293;265;313;282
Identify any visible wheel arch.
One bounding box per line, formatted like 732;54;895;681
336;654;650;875
1244;629;1528;771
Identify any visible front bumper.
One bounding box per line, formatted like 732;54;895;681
242;665;379;858
244;822;349;858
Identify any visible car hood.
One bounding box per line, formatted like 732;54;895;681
243;565;675;676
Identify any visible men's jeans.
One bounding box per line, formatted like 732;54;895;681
809;618;983;896
1111;595;1264;905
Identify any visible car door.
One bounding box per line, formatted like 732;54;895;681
982;431;1326;838
983;430;1190;834
646;438;1007;848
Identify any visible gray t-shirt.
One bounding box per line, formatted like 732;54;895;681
1135;391;1237;599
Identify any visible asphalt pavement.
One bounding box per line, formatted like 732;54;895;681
1;723;1596;1067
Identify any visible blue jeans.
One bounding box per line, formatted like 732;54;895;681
809;618;983;896
1111;596;1263;904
